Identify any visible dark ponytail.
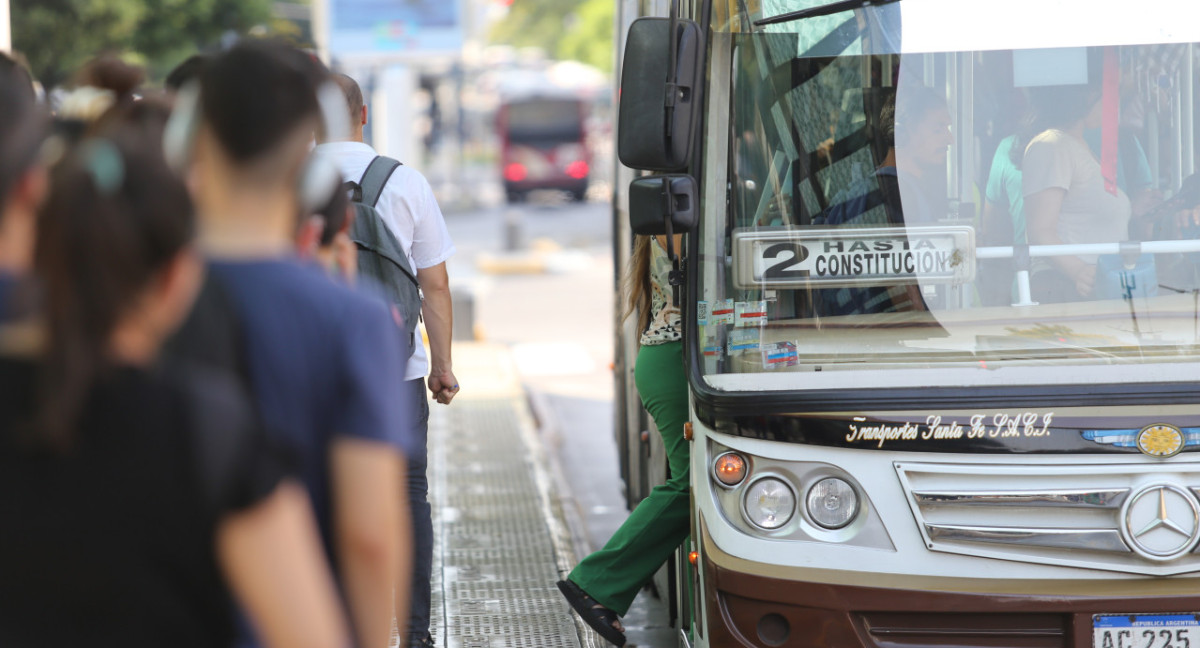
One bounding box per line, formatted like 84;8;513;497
33;128;194;448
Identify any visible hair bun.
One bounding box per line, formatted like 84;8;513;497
76;54;145;100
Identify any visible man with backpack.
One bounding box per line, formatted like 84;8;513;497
320;72;458;648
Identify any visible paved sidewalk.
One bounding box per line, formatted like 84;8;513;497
397;342;604;648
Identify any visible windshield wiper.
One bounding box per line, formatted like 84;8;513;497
754;0;899;27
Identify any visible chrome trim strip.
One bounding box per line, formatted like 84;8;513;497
913;489;1129;508
926;524;1131;553
869;627;1067;638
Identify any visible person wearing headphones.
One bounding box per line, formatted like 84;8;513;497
164;40;415;648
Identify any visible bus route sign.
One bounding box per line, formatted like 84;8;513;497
732;226;975;289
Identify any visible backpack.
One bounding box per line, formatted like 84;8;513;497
346;156;421;359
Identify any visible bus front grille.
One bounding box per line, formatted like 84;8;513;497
896;461;1200;576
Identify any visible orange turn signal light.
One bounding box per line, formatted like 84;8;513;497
688;551;699;566
713;452;748;486
684;422;694;441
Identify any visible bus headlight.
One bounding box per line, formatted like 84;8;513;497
806;477;859;529
742;478;796;530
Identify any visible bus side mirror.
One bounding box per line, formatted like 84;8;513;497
629;175;697;235
618;17;704;171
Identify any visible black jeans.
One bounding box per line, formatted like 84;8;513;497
404;378;433;639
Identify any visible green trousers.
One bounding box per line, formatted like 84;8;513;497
569;340;690;616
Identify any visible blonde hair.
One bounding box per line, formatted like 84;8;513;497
623;235;653;338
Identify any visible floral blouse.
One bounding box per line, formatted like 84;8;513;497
640;237;682;346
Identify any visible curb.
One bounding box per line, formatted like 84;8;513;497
522;382;607;648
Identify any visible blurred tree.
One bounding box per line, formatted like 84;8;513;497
489;0;614;72
12;0;273;87
555;0;614;72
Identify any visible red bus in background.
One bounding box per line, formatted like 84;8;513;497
497;95;590;203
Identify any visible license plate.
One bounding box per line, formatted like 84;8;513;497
1094;614;1200;648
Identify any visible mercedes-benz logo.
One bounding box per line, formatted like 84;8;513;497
1120;484;1200;561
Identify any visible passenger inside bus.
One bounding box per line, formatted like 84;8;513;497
981;53;1168;305
1016;83;1133;302
815;84;951;316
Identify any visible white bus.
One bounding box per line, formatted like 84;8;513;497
613;1;1200;646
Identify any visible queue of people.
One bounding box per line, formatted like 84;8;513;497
0;38;456;648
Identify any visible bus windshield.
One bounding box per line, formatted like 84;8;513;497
502;98;584;142
700;1;1200;393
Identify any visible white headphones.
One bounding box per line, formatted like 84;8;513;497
163;78;351;213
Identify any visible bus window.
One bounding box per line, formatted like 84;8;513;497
703;28;1200;390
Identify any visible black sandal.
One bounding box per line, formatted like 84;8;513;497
556;579;627;647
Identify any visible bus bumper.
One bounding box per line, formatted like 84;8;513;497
697;517;1198;648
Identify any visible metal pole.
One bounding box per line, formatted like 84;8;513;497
312;0;330;64
946;52;959;206
1183;43;1195;179
1013;270;1036;307
958;53;975;213
1148;109;1160;187
0;0;11;52
1174;68;1184;189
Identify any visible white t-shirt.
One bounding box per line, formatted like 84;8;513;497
317;141;456;381
1022;129;1131;264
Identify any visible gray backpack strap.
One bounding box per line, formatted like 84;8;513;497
359;156;402;208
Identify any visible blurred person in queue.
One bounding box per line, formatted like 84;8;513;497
165;39;416;647
0;53;48;317
319;72;457;648
297;177;359;284
0;124;349;647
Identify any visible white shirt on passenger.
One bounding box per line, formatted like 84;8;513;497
317;141;457;381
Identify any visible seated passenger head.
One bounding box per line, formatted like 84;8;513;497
1028;83;1103;132
0;53;49;273
168;39;345;218
882;84;952;169
1009;83;1103;169
35;128;200;446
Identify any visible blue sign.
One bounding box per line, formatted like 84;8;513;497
329;0;463;57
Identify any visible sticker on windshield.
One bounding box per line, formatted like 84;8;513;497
762;341;799;369
697;300;710;326
732;226;975;289
735;300;768;327
711;299;735;325
703;334;723;357
729;328;760;354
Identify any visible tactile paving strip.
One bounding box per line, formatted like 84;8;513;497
428;398;598;648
